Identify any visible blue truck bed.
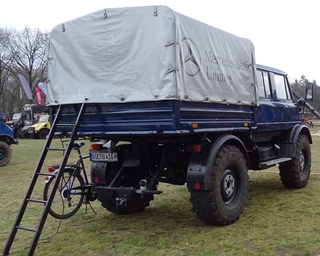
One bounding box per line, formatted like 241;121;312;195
52;101;254;138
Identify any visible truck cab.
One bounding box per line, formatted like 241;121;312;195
256;64;300;131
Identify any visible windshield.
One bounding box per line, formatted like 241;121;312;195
12;113;21;120
38;115;49;123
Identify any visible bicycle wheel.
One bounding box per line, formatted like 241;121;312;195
43;168;85;219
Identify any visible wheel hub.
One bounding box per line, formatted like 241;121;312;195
223;174;235;196
221;168;238;205
299;151;305;174
62;189;71;200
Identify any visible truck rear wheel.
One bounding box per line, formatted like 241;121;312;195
0;141;11;167
279;134;311;188
190;145;248;225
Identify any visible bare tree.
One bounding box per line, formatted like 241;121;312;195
0;28;13;113
8;27;49;106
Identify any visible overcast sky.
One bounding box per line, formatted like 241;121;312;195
1;0;319;83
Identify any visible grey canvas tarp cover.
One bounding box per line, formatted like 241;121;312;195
47;5;258;106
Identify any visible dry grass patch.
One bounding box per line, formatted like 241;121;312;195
1;135;320;255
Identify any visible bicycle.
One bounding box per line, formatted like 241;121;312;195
43;141;97;219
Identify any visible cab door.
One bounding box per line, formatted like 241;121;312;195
269;73;299;129
255;69;281;131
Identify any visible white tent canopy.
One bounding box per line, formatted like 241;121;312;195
47;5;257;106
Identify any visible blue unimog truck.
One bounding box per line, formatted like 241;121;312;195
0;112;18;166
3;6;316;256
44;6;313;225
3;6;320;255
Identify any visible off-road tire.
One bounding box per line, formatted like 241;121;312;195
189;145;248;225
39;129;49;139
279;134;311;188
0;141;11;167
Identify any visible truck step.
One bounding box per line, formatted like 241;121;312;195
259;157;292;169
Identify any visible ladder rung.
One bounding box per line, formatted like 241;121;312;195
56;123;75;127
27;198;47;204
16;226;36;232
37;172;57;177
46;147;66;151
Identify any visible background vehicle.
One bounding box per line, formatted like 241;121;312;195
28;114;51;139
0;111;18;166
6;104;48;138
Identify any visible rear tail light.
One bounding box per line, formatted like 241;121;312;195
90;144;103;150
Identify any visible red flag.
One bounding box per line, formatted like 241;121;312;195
35;87;43;105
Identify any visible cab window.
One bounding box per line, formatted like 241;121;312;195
273;74;291;100
257;70;271;98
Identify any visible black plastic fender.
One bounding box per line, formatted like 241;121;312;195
91;161;108;184
187;134;249;190
279;124;312;157
0;135;18;145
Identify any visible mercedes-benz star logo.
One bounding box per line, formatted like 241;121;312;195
180;37;201;77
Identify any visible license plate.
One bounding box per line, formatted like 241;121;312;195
90;152;118;162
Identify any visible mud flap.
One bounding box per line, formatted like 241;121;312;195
187;134;249;190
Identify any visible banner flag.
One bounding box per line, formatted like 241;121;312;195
35;87;43;105
17;74;33;100
38;82;47;95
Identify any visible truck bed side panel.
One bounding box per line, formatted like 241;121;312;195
53;101;254;137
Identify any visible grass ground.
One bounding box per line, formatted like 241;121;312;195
1;129;320;256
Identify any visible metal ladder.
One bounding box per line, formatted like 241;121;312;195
2;103;87;256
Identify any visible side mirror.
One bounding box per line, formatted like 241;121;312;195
305;82;314;102
297;98;305;114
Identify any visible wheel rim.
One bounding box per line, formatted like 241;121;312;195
221;168;238;205
0;149;3;160
299;150;306;175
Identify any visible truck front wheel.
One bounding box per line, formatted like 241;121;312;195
0;141;12;167
190;145;248;225
279;134;311;188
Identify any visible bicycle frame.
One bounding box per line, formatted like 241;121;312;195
46;153;91;194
